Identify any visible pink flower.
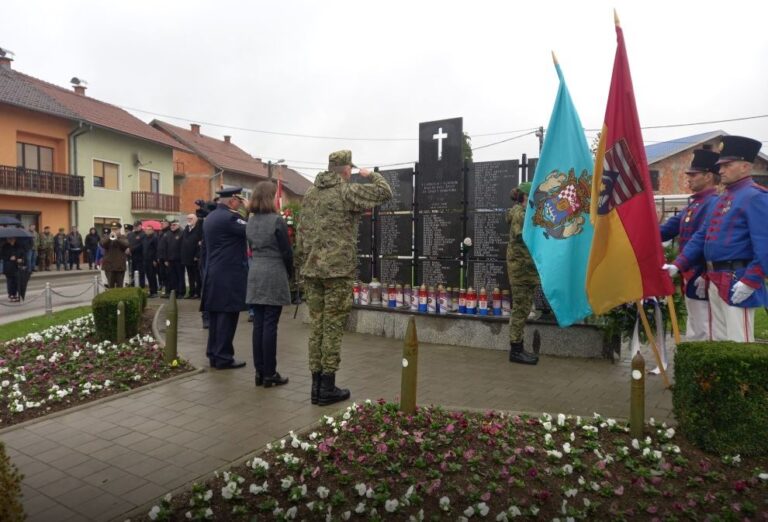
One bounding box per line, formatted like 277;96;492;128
445;424;455;433
614;485;624;496
376;443;388;454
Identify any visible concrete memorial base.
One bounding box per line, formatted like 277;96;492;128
297;304;609;359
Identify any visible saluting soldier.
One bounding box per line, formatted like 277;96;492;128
200;187;249;369
667;136;768;342
659;148;720;340
297;150;392;405
506;182;540;365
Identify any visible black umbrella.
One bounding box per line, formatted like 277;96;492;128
0;216;22;226
17;266;31;301
0;227;32;238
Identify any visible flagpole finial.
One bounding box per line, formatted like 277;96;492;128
614;9;621;26
551;51;559;66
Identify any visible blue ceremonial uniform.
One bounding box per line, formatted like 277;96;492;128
201;203;248;367
676;177;768;308
659;188;717;300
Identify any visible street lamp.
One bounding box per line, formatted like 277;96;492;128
268;158;285;179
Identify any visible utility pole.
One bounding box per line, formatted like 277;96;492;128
535;126;545;152
268;159;285;180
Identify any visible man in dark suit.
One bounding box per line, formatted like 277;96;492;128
200;187;249;369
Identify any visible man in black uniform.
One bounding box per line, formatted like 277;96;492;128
162;219;185;298
181;213;203;298
127;221;146;288
200;187;248;369
142;224;159;297
156;219;170;295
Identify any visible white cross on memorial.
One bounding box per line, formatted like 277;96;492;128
433;127;448;161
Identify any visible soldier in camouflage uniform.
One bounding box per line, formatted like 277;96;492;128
38;226;55;271
506;182;539;365
296;150;392;405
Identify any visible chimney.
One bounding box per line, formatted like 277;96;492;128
70;77;88;95
190;124;201;135
0;47;14;70
223;135;231;144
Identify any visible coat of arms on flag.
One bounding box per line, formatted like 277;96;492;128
530;168;592;240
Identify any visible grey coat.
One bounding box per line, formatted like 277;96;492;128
246;213;292;306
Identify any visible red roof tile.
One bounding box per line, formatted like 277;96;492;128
0;66;188;151
152;120;311;196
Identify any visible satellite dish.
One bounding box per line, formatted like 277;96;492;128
134;152;145;166
0;47;15;58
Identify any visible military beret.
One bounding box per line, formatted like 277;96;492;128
716;135;762;165
328;150;357;168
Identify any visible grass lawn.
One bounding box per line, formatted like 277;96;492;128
0;306;92;343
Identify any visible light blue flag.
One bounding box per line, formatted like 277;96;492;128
522;58;594;327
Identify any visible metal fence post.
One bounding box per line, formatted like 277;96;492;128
44;282;53;316
93;275;99;299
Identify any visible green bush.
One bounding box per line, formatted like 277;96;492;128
0;442;24;522
92;287;146;342
673;341;768;455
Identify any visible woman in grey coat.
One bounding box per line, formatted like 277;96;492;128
246;182;293;388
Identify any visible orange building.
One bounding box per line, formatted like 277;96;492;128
152;120;311;213
0;56;83;230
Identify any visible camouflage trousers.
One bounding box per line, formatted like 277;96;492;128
305;277;353;373
507;259;540;343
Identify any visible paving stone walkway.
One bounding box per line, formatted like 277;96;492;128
0;299;673;521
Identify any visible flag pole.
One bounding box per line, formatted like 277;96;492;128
614;9;620;26
551;50;558;65
636;300;670;388
666;295;681;344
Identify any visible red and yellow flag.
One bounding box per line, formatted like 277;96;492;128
586;14;673;314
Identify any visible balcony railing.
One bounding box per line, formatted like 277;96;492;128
0;165;84;197
131;191;179;213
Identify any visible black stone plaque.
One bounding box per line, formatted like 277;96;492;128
376;213;412;257
417;118;464;210
379;257;412;286
379;168;413;212
468;260;509;292
467;211;508;259
356;212;373;257
356;256;373;283
468;160;519;210
417;211;462;259
418;259;462;288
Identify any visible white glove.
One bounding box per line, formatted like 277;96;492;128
662;263;679;278
693;277;707;299
731;281;755;305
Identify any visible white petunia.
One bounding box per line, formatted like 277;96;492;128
562;442;571;454
354;483;367;496
557;413;566;426
464;506;475;517
439;496;450;511
477;502;489;516
281;476;294;490
354;502;367;514
148;505;161;520
316;486;330;499
564;488;578;498
385;499;399;513
285;506;298;520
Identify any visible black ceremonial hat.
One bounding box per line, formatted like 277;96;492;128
685;149;720;175
716;135;762;165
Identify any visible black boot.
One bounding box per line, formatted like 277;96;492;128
509;341;539;365
318;373;350;406
255;373;263;386
311;372;321;404
263;372;289;388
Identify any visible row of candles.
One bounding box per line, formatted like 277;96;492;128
353;278;511;316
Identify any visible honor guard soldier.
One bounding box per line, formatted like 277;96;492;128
659;148;720;340
666;136;768;342
200;186;249;369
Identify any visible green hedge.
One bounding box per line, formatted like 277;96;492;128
92;287;146;343
0;442;24;522
673;341;768;455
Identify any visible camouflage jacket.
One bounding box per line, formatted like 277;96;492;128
297;170;392;279
506;203;535;269
39;233;54;250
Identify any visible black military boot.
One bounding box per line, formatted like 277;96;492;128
311;372;321;405
509;341;539;365
263;372;289;388
318;373;350;406
255;372;263;386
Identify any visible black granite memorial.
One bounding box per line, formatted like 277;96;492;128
417;118;464;211
468;259;509;292
356;256;373;283
379;168;414;212
467;211;508;259
376;213;412;257
357;212;373;257
418;259;462;288
417;211;463;259
468;160;519;210
379;258;413;285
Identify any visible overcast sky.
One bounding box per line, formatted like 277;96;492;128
3;0;767;180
